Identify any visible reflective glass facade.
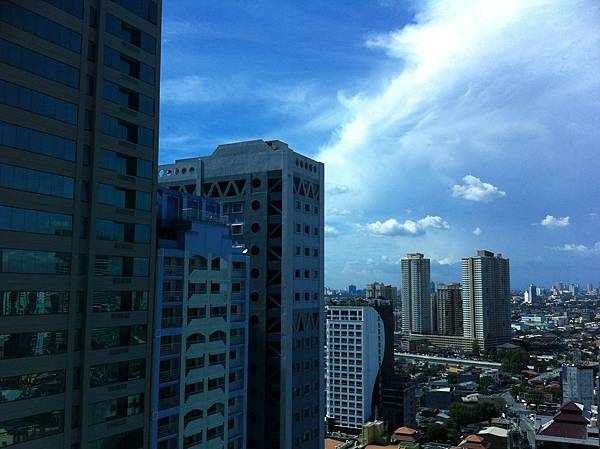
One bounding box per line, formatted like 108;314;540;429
0;79;78;124
0;291;70;316
0;205;72;236
0;0;161;447
0;39;80;87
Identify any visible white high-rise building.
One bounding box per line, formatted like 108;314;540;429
401;253;432;334
462;250;511;351
325;305;384;430
561;364;594;410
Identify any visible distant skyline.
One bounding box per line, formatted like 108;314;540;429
159;0;600;289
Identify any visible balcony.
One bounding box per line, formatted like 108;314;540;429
157;423;178;438
163;291;183;303
163;265;184;277
159;395;180;410
160;342;182;356
181;207;228;225
162;316;183;329
159;368;181;383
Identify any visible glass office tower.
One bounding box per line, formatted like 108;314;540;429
0;1;161;448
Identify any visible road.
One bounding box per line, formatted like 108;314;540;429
395;352;502;368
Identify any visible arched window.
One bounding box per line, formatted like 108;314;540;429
189;256;207;272
209;330;226;343
186;333;205;348
207;402;224;416
184;409;203;427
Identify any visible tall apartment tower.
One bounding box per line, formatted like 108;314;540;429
366;283;398;302
462;250;511;351
524;284;537;304
401;253;432;335
0;1;161;448
435;283;463;336
325;301;414;432
151;190;249;449
158;140;325;449
325;304;384;431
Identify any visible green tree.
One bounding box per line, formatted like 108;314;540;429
472;340;481;356
478;375;494;393
501;349;530;373
424;424;449;443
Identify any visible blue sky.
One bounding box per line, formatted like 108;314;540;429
159;0;600;290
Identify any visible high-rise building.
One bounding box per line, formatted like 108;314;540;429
0;1;161;448
325;300;414;432
325;304;384;431
366;283;398;302
561;364;595;410
524;284;538;304
158;140;324;449
348;285;357;297
401;253;432;335
462;250;511;351
435;283;463;336
151;190;249;449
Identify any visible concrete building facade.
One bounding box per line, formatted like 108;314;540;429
401;253;432;335
0;1;161;448
157;140;324;449
151;190;249;449
462;250;511;351
325;305;384;431
561;365;595;411
435;283;463;337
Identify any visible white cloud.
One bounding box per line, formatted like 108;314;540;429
473;227;482;236
451;175;506;202
325;183;351;195
365;215;449;237
328;208;352;216
553;242;600;254
435;257;459;265
324;225;340;238
540;215;570;228
161;76;325;116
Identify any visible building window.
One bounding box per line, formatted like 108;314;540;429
0;370;65;403
0;330;68;360
87;428;143;449
92;291;147;312
0;249;71;274
0;410;64;446
0;206;72;236
90;325;147;349
0;291;69;315
99;149;152;178
0;38;79;87
1;2;81;53
88;393;144;425
90;359;145;387
0;79;78;125
0;163;74;198
94;256;148;277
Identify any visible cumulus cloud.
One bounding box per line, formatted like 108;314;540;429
473;227;482;236
451;175;506;202
365;215;450;237
540;215;570;228
553;242;600;254
324;225;340;238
